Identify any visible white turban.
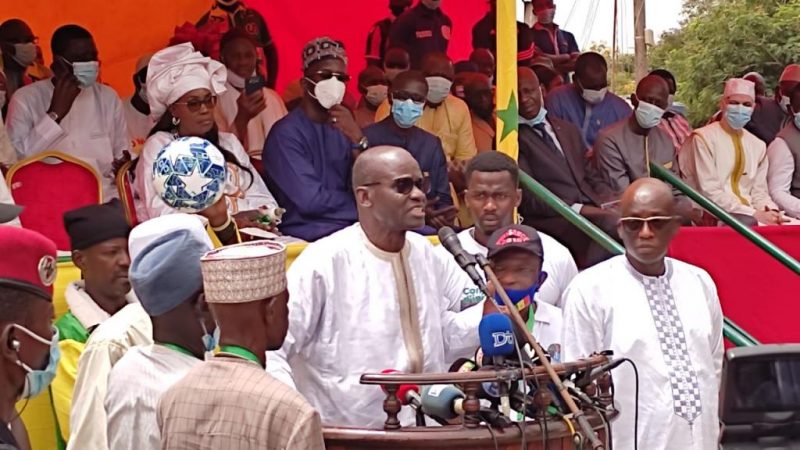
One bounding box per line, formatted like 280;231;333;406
723;78;755;101
146;42;227;121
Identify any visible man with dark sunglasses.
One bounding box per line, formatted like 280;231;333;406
563;178;724;450
268;145;489;429
264;37;368;241
363;70;456;231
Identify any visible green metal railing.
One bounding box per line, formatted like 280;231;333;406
518;171;760;347
650;164;800;276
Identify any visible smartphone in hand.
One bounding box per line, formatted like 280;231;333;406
245;75;265;95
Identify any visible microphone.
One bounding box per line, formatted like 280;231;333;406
479;313;516;367
438;227;489;296
576;358;626;388
478;313;517;417
420;384;465;420
379;369;422;409
449;357;478;373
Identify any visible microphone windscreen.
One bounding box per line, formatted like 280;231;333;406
437;226;461;254
479;313;516;358
421;384;465;420
396;384;419;406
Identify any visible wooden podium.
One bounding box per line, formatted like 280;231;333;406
325;411;611;449
324;355;615;450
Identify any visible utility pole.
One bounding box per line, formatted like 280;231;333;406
633;0;648;81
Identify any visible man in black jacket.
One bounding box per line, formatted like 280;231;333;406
516;67;619;267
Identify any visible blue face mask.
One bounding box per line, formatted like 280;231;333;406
200;320;219;353
519;106;548;128
724;104;754;130
391;98;425;128
13;325;60;399
492;272;547;309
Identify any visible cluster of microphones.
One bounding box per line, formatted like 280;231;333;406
382;313;623;429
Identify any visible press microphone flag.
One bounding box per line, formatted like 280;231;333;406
420;384;466;420
479;313;516;360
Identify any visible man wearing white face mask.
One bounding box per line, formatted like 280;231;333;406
545;52;631;150
681;78;787;226
0;19;45;110
594;75;679;193
354;66;388;129
263;37;364;241
6;24;129;202
388;0;452;70
743;65;800;145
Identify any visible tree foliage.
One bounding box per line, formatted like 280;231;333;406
589;43;637;100
650;0;800;126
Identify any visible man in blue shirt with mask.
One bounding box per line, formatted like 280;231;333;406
364;70;455;231
544;52;631;150
263;37;368;241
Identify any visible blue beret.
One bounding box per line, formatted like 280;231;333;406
130;228;212;316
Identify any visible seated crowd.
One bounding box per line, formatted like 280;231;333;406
0;0;795;449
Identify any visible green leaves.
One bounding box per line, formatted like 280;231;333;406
651;0;800;126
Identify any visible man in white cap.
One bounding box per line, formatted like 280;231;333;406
67;214;208;450
159;240;324;449
123;52;155;156
680;78;787;225
105;216;215;450
268;146;486;428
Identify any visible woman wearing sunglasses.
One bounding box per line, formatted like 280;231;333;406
135;43;280;234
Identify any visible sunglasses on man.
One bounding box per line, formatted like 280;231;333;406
361;175;430;195
618;216;679;233
311;70;351;83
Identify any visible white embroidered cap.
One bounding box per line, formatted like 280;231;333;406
723;78;755;101
200;240;287;303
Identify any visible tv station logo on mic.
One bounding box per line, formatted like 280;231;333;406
492;331;514;348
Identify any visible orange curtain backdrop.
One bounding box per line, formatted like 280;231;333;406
251;0;490;94
2;0;491;98
1;0;211;98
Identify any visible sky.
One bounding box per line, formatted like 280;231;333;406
519;0;685;52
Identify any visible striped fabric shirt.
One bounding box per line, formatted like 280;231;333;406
158;357;325;450
659;113;693;155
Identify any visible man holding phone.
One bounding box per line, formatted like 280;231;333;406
5;24;130;202
217;28;287;171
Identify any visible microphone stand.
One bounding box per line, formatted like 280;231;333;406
475;254;605;450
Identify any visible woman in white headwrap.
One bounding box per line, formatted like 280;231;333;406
134;42;279;229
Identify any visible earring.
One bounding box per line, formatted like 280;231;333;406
172;116;180;127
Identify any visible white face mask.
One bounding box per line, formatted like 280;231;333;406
667;94;675;109
634;100;665;129
365;84;388;106
581;86;608;105
425;76;453;104
227;70;246;89
11;42;37;67
307;76;346;109
780;94;791;114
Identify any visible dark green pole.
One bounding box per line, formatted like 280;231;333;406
650;164;800;276
519;171;760;346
